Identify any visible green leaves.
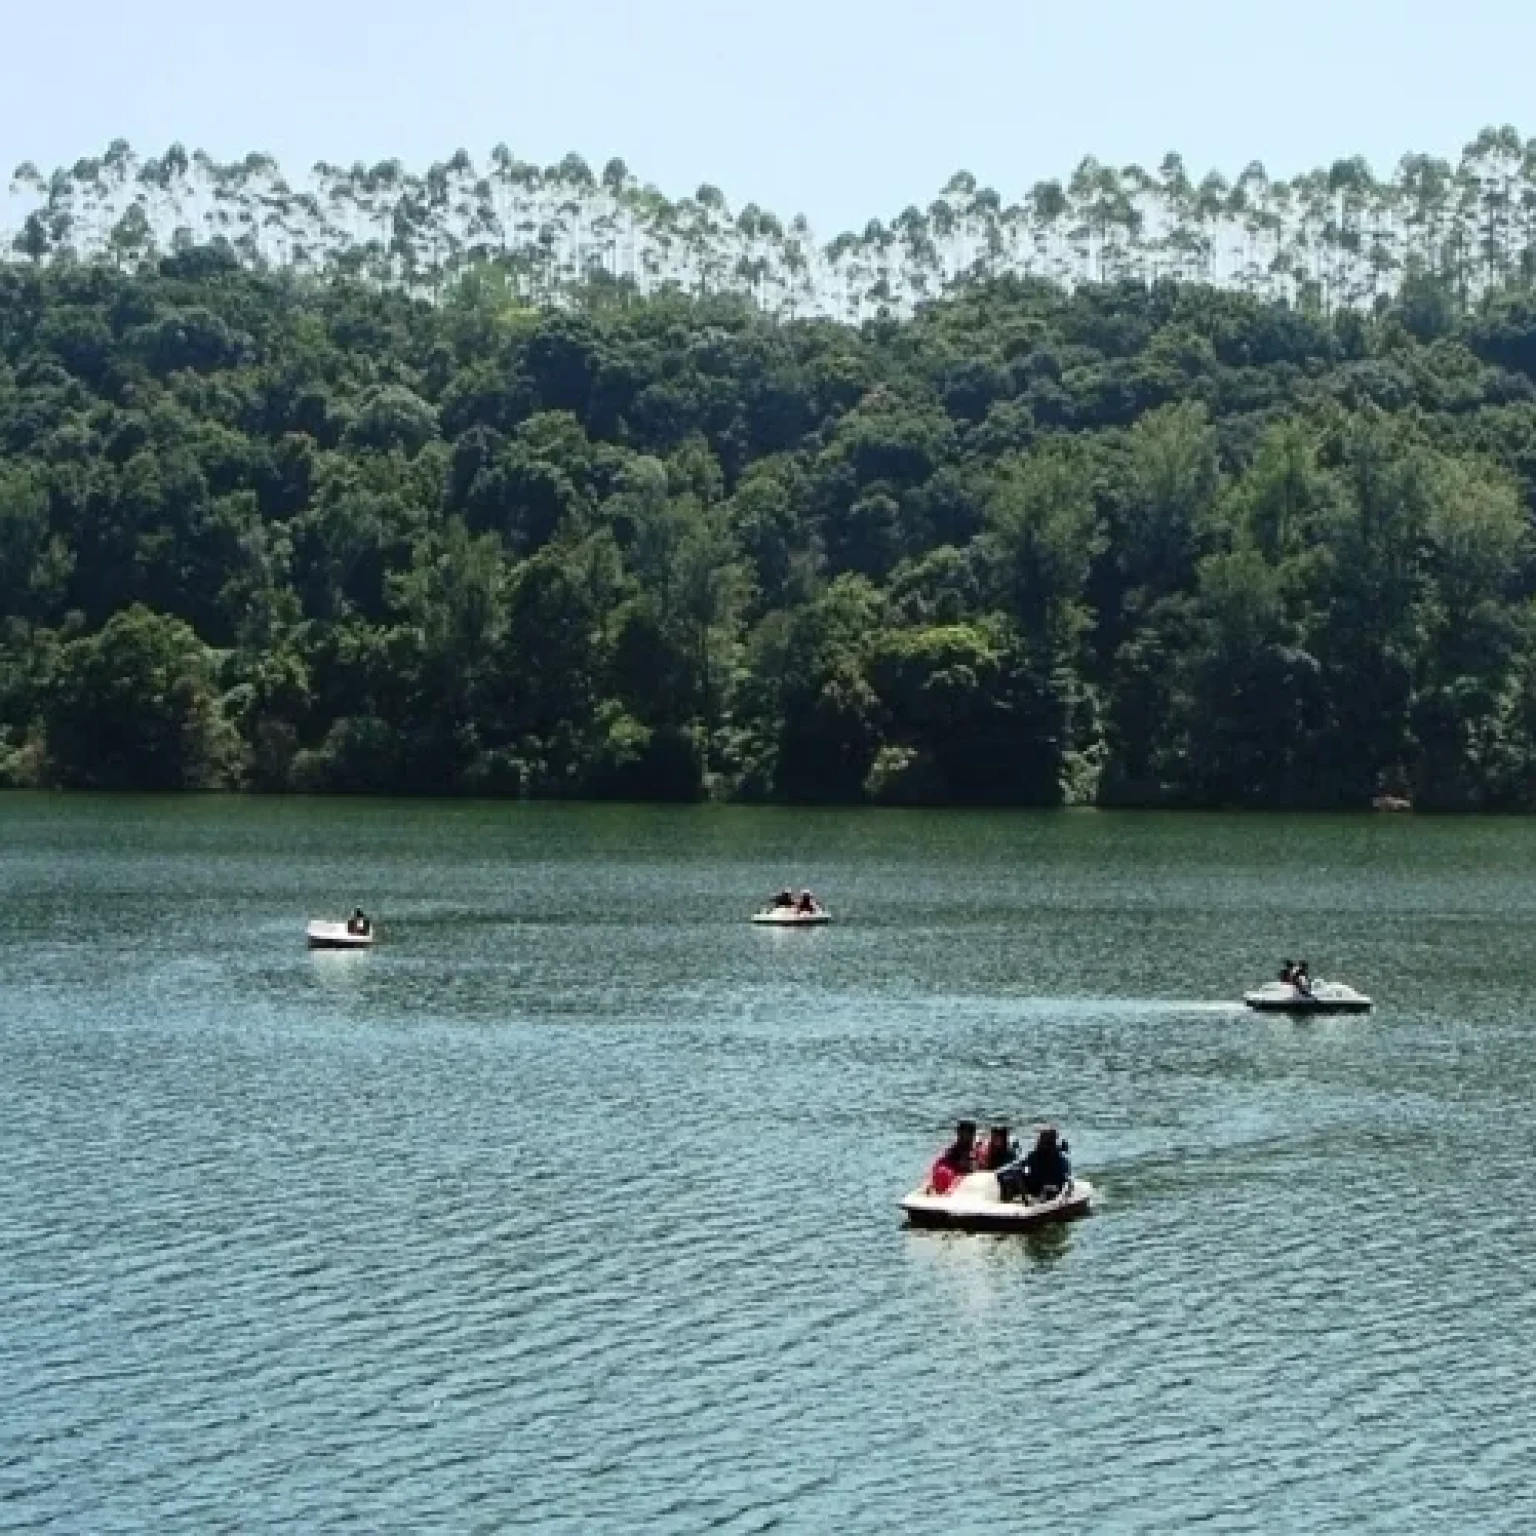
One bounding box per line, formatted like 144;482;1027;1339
42;605;235;788
5;243;1536;807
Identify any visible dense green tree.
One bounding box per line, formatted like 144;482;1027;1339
42;605;236;788
2;240;1536;806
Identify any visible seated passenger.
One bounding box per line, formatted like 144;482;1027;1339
1012;1126;1071;1201
773;888;794;908
347;906;371;936
797;890;818;914
928;1120;978;1195
1279;959;1296;986
1294;960;1314;996
976;1124;1019;1172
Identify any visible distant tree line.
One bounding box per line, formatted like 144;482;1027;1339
7;231;1536;807
10;128;1536;321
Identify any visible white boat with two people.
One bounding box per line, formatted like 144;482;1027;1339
1244;979;1372;1014
752;888;830;926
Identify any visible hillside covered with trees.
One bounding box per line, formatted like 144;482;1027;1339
8;196;1536;806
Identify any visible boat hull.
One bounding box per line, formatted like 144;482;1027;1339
1245;996;1371;1014
751;911;830;926
1243;982;1371;1014
306;921;375;950
901;1177;1094;1233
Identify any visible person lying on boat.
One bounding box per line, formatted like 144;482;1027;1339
346;907;372;936
975;1124;1019;1172
999;1126;1072;1203
927;1120;978;1195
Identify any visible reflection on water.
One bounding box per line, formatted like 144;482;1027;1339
3;797;1536;1531
907;1221;1080;1292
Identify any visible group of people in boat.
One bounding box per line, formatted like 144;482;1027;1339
769;888;822;915
927;1120;1073;1203
1278;958;1314;995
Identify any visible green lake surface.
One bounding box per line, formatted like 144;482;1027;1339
2;796;1534;1531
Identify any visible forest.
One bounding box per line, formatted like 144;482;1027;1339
9;147;1536;805
11;127;1536;321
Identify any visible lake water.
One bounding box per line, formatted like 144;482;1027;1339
2;797;1535;1532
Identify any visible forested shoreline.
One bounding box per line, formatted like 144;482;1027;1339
7;238;1536;807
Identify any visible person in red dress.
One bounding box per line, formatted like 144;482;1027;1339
928;1120;978;1195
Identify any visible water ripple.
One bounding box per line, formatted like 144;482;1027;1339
4;801;1536;1531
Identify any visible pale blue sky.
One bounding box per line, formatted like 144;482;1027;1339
4;0;1532;233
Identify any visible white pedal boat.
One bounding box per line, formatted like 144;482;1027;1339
1243;979;1371;1014
306;920;375;950
900;1170;1094;1232
751;907;830;926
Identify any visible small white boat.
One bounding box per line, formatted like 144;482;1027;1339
1243;979;1371;1014
306;919;376;950
900;1170;1094;1233
751;905;830;926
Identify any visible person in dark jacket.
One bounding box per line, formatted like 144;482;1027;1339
1002;1126;1071;1202
347;906;371;936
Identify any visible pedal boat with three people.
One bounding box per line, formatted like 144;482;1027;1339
900;1169;1094;1232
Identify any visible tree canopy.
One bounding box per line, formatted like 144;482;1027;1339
11;129;1536;321
7;232;1536;807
